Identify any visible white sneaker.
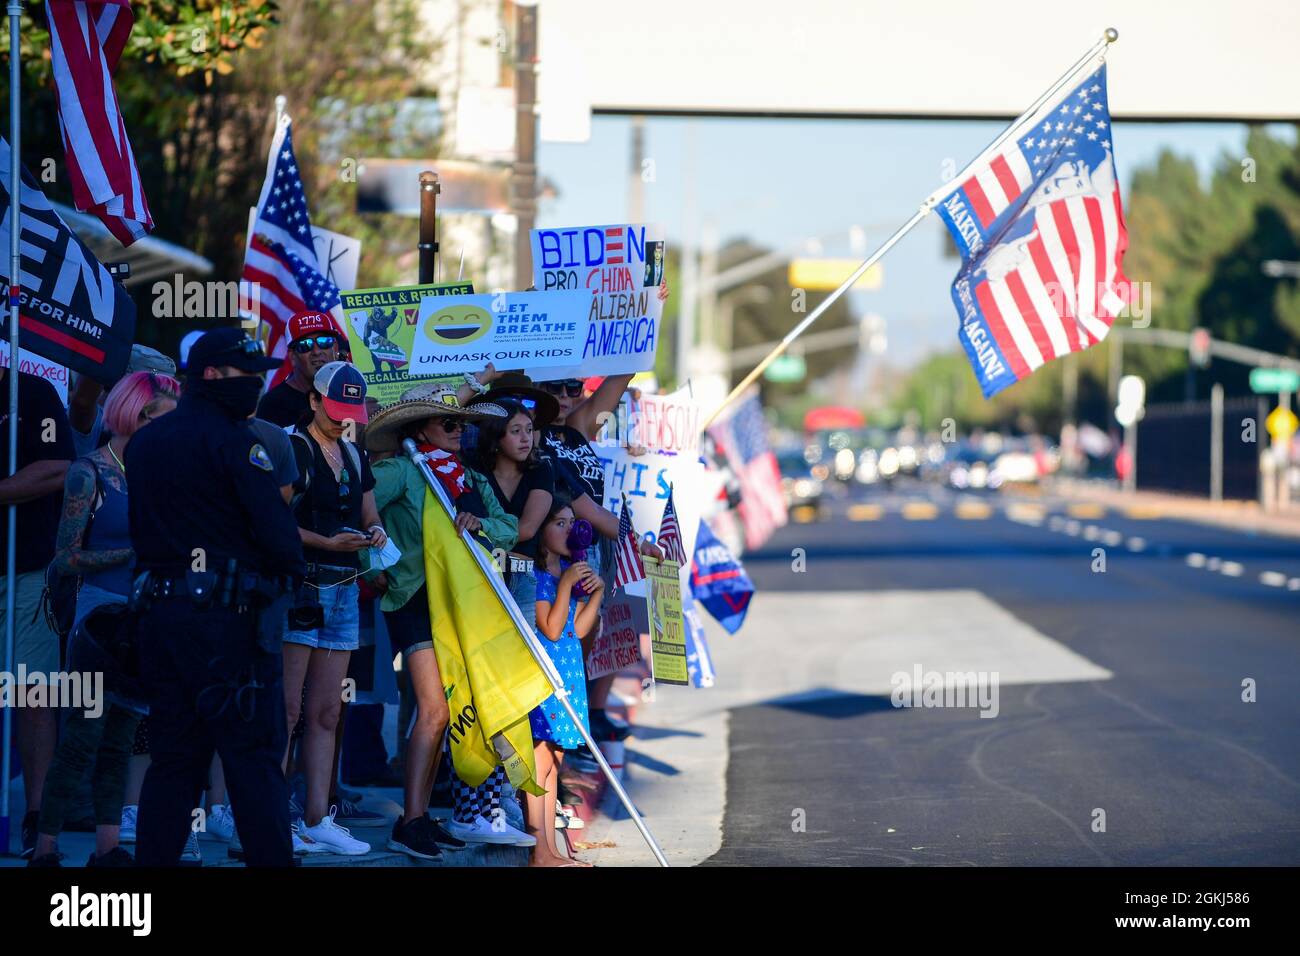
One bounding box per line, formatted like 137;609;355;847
480;812;536;847
180;830;202;865
292;824;329;855
443;816;512;845
297;807;370;856
558;804;584;830
205;804;236;843
119;805;138;844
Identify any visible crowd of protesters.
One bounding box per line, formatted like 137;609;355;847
3;286;665;868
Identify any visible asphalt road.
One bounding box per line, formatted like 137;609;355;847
703;480;1300;866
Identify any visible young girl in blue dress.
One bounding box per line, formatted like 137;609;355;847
528;498;604;866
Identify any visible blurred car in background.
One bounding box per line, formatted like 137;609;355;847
777;448;825;510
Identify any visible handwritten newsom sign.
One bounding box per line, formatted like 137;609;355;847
409;290;589;375
529;222;666;380
596;388;706;598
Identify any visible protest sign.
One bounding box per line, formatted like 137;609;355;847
529;222;665;379
0;344;69;403
643;556;688;686
596;388;707;596
339;282;472;405
409;291;588;376
1;138;136;387
586;591;645;680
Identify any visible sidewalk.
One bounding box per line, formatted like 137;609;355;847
1049;478;1300;540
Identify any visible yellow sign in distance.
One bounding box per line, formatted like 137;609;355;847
1265;405;1298;441
787;259;883;291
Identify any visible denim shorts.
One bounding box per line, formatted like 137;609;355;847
284;581;360;651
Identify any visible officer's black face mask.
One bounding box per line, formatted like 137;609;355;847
193;374;263;418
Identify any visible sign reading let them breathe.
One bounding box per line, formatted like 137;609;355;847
409;290;590;375
529;222;666;380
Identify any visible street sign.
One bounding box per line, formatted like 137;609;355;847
764;353;806;383
787;259;883;291
1115;374;1145;428
1266;406;1298;441
1249;367;1300;394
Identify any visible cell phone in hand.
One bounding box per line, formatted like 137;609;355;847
337;527;366;537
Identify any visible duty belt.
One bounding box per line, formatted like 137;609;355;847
138;569;290;607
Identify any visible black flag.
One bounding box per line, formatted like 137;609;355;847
0;137;136;386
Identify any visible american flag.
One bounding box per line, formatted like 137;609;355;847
613;496;647;590
657;486;686;565
47;0;153;245
708;389;787;550
935;64;1129;398
240;115;342;385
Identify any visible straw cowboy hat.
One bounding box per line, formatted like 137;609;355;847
467;371;560;428
364;384;507;453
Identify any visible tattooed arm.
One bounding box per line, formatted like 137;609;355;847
53;459;133;576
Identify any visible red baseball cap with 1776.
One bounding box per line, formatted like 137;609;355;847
288;310;335;343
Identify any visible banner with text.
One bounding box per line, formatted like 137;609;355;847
0;344;69;403
410;291;589;377
585;591;646;680
529;222;665;379
339;282;472;405
644;556;687;686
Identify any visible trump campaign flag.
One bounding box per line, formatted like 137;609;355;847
47;0;153;245
935;65;1129;397
1;138;136;385
241;115;343;385
690;518;754;634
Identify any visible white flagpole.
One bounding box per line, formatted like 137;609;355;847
402;440;671;867
702;28;1119;430
2;0;23;852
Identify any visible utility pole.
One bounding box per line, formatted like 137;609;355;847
1210;383;1223;501
512;1;539;289
628;116;645;224
418;170;440;284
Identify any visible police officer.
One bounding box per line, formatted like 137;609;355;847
127;328;306;867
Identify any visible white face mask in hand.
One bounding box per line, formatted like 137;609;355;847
367;538;402;571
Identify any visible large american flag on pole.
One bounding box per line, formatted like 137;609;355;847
935;64;1129;397
240;115;342;385
47;0;154;245
708;389;787;550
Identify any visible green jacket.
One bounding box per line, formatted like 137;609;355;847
369;457;517;613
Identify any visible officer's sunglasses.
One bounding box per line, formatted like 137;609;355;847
541;380;584;398
292;334;338;354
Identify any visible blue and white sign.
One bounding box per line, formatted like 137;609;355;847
409;290;588;375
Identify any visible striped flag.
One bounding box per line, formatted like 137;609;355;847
613;496;647;590
240;115;343;386
657;487;686;565
47;0;154;245
935;64;1129;397
708;389;787;550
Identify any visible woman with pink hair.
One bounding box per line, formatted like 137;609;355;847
28;370;180;868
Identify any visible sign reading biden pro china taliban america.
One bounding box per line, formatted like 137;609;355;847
530;223;666;379
409;290;589;374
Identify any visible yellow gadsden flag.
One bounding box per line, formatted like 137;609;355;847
421;489;550;794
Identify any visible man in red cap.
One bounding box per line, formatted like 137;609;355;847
256;310;343;427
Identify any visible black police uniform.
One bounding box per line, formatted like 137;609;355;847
127;334;305;867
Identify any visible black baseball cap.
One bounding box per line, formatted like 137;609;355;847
185;328;282;374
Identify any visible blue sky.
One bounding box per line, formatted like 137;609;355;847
538;116;1269;369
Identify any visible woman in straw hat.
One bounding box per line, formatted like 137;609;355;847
363;385;522;859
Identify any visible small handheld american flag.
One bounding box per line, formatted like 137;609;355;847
657;486;687;565
613;495;647;590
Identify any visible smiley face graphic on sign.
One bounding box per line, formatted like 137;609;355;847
423;304;492;346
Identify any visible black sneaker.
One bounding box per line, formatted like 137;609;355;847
87;847;134;868
28;851;64;868
430;818;467;849
558;780;584;807
386;816;443;861
20;811;39;859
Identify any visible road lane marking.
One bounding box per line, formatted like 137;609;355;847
1260;571;1287;587
1083;525;1101;541
902;502;938;520
1186;552;1207;567
848;504;882;521
1206;556;1222;571
1064;520;1081;536
955;502;992;519
1067;503;1105;519
1124;505;1166;519
792;505;818;524
1048;515;1065;531
1289;578;1300;591
1220;561;1244;577
1006;503;1045;523
1102;530;1124;547
1126;537;1147;552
